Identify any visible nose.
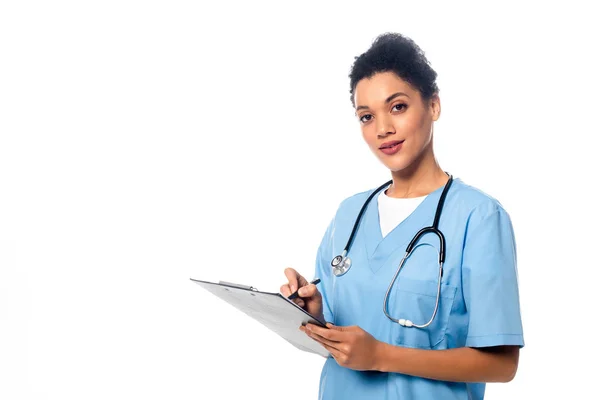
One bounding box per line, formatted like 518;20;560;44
376;114;395;138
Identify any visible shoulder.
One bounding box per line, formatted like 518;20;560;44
448;177;513;226
316;185;382;241
333;186;381;219
339;187;378;208
315;187;378;251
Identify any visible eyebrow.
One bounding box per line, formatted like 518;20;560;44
355;92;410;111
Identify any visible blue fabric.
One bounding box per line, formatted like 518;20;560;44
312;178;524;400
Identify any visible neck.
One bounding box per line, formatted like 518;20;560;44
386;147;448;198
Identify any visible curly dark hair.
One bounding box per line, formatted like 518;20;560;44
349;32;439;107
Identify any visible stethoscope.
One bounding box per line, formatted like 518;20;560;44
331;173;453;328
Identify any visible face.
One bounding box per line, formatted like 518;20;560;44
353;71;440;173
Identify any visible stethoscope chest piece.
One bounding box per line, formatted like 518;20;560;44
331;254;351;276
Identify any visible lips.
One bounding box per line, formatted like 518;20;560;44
379;140;404;149
379;140;404;155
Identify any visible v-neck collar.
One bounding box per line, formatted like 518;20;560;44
360;181;450;273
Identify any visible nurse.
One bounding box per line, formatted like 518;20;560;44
280;32;524;399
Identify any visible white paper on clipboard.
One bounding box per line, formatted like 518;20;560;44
191;278;330;358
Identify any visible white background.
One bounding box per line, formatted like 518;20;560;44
1;1;598;399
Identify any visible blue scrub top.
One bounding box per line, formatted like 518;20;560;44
313;177;524;400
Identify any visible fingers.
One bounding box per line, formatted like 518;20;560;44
303;323;342;342
283;268;299;293
284;267;309;293
303;327;341;349
297;284;319;299
310;334;341;352
280;281;305;308
326;323;346;331
282;268;309;308
279;283;292;297
319;342;343;361
301;325;344;359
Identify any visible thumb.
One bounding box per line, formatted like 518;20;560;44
299;284;319;298
327;323;358;332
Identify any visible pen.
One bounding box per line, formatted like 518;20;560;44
288;278;321;300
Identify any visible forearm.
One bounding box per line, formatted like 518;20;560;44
375;342;519;383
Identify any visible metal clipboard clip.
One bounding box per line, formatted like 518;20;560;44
218;281;259;292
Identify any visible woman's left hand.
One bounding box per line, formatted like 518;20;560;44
300;323;385;371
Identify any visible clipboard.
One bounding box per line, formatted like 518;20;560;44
191;278;330;358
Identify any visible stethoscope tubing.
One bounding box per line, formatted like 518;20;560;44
331;173;454;328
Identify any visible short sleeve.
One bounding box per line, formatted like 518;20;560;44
313;217;336;324
462;204;525;348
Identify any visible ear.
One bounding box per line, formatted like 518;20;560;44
430;93;441;121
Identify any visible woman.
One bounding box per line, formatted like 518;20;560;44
280;33;524;399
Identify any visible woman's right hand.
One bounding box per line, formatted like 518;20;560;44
280;267;324;321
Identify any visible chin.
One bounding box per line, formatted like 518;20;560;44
379;158;411;173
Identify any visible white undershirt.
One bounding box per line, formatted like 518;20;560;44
377;185;427;238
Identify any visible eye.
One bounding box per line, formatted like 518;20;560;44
393;103;407;112
359;114;372;124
